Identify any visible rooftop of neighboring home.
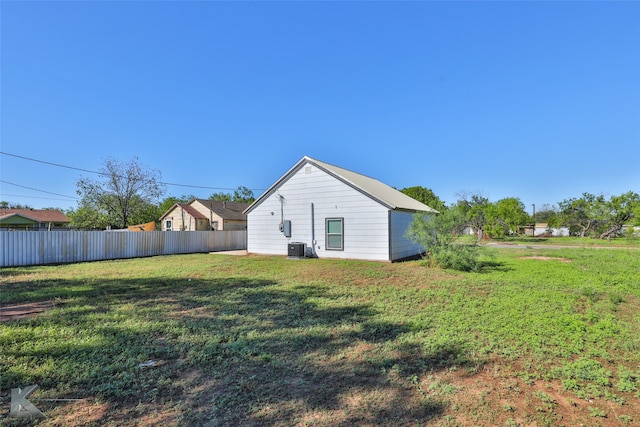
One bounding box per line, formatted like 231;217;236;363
0;209;71;223
159;200;250;221
193;199;249;220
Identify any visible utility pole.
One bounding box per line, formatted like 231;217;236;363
531;204;536;237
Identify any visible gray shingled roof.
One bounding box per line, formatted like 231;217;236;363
194;200;249;221
245;156;438;214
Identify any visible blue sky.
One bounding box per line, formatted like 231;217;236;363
1;1;639;214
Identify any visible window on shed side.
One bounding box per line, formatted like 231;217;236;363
165;219;173;231
326;218;344;251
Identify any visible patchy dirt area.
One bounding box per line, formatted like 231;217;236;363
0;301;56;322
3;361;636;427
519;256;572;263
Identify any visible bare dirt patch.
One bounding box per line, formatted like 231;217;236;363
428;361;639;427
0;300;56;322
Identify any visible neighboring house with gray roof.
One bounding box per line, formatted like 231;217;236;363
244;156;438;262
0;209;71;231
159;200;249;231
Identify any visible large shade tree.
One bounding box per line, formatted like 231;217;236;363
556;193;605;237
399;186;446;212
555;192;640;239
209;185;255;204
158;195;197;213
484;197;529;238
455;192;490;238
597;191;640;240
73;157;165;229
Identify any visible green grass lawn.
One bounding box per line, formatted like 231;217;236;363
1;248;639;426
486;235;640;247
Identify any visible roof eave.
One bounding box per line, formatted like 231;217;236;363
244;157;310;215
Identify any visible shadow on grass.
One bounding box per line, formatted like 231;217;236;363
476;259;512;273
1;275;478;426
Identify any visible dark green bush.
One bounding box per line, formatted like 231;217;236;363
431;244;483;272
407;208;486;272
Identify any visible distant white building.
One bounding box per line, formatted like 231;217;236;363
244;156;438;262
621;224;640;236
534;223;570;237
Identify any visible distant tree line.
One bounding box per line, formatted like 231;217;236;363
399;186;640;240
402;186;639;272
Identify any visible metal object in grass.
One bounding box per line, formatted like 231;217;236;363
9;384;46;419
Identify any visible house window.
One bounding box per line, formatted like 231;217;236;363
326;218;344;251
211;221;218;231
165;219;172;231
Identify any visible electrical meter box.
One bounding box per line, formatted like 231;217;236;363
281;220;291;237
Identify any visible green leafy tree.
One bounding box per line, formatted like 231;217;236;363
159;195;197;213
455;192;490;238
209;192;231;202
210;186;255;203
556;193;604;237
556;192;640;239
67;202;111;230
128;197;164;227
485;197;529;238
597;191;640;240
633;202;640;227
75;157;165;229
533;204;558;224
232;186;255;203
0;201;33;209
399;186;446;212
209;192;233;202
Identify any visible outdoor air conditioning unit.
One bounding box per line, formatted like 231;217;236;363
288;242;306;258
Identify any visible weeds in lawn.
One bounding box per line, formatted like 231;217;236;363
1;248;639;426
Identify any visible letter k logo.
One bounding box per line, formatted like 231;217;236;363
9;385;46;419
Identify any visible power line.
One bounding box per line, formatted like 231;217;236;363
0;194;76;202
1;152;100;175
0;180;79;200
0;151;265;192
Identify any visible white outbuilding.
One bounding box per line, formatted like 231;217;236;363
244;156;438;262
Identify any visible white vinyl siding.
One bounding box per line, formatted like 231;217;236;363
389;211;427;260
247;162;390;261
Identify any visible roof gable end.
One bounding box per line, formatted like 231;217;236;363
244;156;438;214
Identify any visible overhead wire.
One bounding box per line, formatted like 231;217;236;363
0;180;79;200
0;151;266;192
0;194;77;202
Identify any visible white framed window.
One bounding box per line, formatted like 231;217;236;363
165;219;172;231
326;218;344;251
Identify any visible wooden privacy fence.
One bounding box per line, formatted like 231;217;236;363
0;230;247;267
